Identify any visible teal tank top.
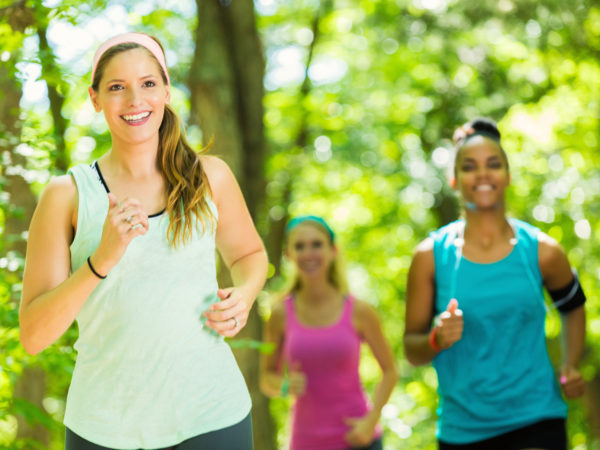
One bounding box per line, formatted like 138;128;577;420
64;164;251;449
431;219;566;444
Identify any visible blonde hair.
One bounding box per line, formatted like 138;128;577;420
277;222;349;300
91;36;215;247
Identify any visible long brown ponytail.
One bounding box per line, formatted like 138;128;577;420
91;36;216;248
159;104;215;247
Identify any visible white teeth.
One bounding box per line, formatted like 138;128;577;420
299;262;320;270
476;185;493;191
122;112;150;121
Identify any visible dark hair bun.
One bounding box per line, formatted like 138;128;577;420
469;117;501;140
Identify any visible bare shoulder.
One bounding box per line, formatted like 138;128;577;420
537;231;568;269
39;174;77;213
270;299;286;322
410;237;435;270
200;154;228;169
353;298;378;319
537;231;571;286
265;299;287;337
352;298;381;334
200;155;238;203
45;174;77;195
200;155;233;185
415;236;434;254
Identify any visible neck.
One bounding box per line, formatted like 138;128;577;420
103;137;161;179
463;208;512;244
296;277;339;305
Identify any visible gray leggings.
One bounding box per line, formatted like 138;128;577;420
65;414;253;450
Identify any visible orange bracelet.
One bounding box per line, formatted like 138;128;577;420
429;327;442;352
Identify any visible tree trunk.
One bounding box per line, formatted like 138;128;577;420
190;1;275;449
0;51;49;447
266;4;324;275
2;3;71;445
37;24;70;172
584;373;600;440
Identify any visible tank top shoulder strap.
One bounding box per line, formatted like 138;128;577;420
283;295;298;329
430;219;463;271
511;219;540;254
340;294;355;326
67;163;110;231
68;163;106;197
509;218;543;287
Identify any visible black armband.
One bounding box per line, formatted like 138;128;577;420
548;270;586;314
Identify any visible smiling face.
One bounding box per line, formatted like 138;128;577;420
454;136;510;211
286;223;337;280
88;47;170;148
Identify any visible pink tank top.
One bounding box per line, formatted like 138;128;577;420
283;295;380;450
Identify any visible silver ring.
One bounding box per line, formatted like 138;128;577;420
231;317;239;329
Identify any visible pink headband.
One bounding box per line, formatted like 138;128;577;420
91;33;170;86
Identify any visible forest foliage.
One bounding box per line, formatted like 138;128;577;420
1;0;599;448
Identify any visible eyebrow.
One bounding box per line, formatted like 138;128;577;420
105;75;157;83
295;238;324;244
461;155;502;163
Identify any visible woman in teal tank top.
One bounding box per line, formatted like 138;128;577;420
403;118;586;450
20;33;268;449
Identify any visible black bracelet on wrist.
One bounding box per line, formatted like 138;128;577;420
87;256;107;279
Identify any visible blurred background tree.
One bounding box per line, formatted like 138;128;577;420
0;0;598;449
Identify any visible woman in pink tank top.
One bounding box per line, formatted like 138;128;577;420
260;216;397;449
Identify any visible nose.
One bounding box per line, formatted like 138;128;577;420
126;86;142;106
475;165;490;178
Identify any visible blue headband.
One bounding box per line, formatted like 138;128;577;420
286;216;335;243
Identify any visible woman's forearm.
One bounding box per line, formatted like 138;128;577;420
367;366;398;422
229;248;268;303
20;263;101;355
259;370;285;398
562;306;586;368
403;332;438;366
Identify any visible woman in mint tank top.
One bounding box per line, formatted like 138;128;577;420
403;118;587;450
260;217;398;450
19;33;268;450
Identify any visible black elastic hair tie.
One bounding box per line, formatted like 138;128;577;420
87;256;107;280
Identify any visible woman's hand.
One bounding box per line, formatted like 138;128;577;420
435;299;464;349
91;193;149;275
344;414;377;447
287;362;307;397
560;365;585;399
203;288;251;337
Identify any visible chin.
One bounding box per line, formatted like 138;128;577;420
299;269;325;278
122;132;159;146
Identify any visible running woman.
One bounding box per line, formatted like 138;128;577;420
261;216;397;450
403;118;586;450
20;32;267;449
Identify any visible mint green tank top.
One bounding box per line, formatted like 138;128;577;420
64;164;251;449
